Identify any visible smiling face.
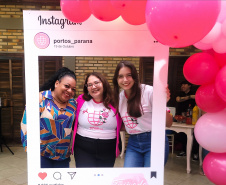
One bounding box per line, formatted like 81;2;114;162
54;76;76;103
117;66;135;95
87;75;103;102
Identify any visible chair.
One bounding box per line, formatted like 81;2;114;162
167;134;174;154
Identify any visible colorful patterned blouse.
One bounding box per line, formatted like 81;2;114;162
21;90;77;161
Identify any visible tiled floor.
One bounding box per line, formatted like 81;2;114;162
0;146;213;185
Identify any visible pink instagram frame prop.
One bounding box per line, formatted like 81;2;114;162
23;11;169;185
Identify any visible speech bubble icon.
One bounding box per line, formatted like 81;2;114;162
53;172;62;180
38;172;47;180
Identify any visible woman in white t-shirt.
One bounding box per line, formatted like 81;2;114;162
113;61;172;167
71;72;122;167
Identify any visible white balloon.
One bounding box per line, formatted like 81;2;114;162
212;34;226;53
222;19;226;37
194;109;226;153
217;0;226;23
193;41;212;50
200;22;222;44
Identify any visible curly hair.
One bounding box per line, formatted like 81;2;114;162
113;61;142;117
83;72;114;109
39;67;76;92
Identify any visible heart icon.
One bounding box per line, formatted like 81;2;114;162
38;172;47;180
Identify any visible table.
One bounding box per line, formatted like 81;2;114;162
0;106;14;155
166;122;195;173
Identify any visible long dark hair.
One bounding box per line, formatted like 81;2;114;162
83;72;113;109
113;61;142;117
40;67;76;92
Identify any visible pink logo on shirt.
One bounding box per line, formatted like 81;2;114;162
102;112;109;118
122;112;138;129
88;109;109;126
34;32;50;49
83;108;88;114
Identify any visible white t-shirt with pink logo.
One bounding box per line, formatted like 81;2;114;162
119;84;153;134
77;99;117;139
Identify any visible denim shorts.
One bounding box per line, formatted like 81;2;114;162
124;132;169;167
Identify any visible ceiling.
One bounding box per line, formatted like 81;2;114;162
1;0;60;6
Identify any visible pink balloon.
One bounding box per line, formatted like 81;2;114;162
215;65;226;102
110;0;128;10
121;0;147;25
203;152;226;185
212;34;226;53
214;52;226;68
221;19;226;37
200;22;221;44
89;0;121;22
194;110;226;153
217;1;226;23
183;53;219;85
193;41;213;50
60;0;91;23
203;49;215;56
195;83;226;113
145;1;221;47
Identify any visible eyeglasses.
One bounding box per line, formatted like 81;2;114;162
85;81;101;88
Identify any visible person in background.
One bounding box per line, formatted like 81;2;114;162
21;67;77;168
113;61;173;167
175;80;196;115
71;72;122;167
175;80;199;161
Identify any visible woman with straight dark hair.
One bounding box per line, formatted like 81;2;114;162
113;61;172;167
71;72;122;167
21;67;77;168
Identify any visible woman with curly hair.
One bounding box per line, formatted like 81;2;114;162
21;67;77;168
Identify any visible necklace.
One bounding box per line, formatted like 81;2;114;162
59;108;65;112
52;96;68;111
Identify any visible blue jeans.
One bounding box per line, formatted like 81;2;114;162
41;156;70;168
124;132;169;167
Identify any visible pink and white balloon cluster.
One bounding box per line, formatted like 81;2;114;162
60;0;221;48
183;2;226;184
194;1;226;54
